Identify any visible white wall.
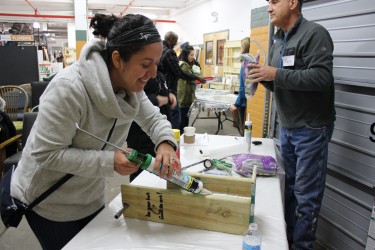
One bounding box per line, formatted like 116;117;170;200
67;23;76;48
155;0;269;45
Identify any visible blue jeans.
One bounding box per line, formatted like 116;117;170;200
170;102;181;130
281;123;334;250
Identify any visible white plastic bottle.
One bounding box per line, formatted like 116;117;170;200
244;113;252;152
242;223;262;250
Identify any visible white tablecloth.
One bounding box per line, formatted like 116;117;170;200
63;135;288;250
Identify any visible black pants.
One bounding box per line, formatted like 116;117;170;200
26;206;104;250
179;107;190;134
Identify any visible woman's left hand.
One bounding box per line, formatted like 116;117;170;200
154;141;181;179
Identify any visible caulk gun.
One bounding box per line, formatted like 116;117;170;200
75;123;211;194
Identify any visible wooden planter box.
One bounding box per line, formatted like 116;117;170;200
120;172;256;235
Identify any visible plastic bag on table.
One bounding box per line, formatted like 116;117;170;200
223;153;278;177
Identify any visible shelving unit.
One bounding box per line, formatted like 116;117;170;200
223;40;242;76
222;39;242;92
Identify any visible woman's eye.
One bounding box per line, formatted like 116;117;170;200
141;64;150;69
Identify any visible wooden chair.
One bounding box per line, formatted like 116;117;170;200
0;133;21;178
0;85;29;121
20;83;32;111
0;111;21;178
0;85;29;133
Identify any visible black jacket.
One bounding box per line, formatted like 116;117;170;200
158;41;200;95
127;72;171;156
263;15;336;129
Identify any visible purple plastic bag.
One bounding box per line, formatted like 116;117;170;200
230;153;278;177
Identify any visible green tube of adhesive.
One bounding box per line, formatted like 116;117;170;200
127;150;211;195
73;124;209;193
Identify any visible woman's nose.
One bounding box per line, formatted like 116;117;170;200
149;64;158;78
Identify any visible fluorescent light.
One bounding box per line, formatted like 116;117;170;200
33;22;40;29
139;13;157;20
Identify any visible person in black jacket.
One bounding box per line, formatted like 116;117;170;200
158;31;206;129
0;110;17;162
127;71;176;182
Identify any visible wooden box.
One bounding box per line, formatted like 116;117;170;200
120;172;255;235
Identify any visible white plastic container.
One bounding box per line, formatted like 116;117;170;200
242;223;262;250
244;118;252;152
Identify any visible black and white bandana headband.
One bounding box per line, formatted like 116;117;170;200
107;23;161;47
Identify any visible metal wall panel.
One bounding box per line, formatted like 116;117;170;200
305;1;375;249
319;170;374;249
268;0;375;249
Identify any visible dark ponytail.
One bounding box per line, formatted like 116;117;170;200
89;13;161;67
89;13;119;37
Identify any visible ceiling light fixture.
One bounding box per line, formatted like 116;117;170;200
33;22;40;29
140;13;157;20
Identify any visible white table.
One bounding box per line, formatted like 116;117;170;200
189;89;240;135
64;135;288;250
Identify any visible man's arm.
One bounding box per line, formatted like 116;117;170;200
165;50;205;82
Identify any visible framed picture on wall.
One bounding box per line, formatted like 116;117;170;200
216;39;225;65
194;46;201;63
205;41;213;65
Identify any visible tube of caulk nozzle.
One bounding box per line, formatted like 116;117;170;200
244;113;252;152
141;156;211;195
75;123;212;194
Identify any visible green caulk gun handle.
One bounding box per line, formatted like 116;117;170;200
75;123;211;195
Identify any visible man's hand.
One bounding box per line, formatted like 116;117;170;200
248;63;277;83
156;95;169;107
169;93;177;109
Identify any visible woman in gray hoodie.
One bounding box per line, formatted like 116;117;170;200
11;13;180;249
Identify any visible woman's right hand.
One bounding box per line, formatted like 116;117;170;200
230;104;238;112
198;77;206;84
114;150;140;176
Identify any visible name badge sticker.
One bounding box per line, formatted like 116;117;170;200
282;55;295;67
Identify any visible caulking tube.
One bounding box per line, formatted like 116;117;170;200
142;157;210;194
74;123;211;195
129;150;211;195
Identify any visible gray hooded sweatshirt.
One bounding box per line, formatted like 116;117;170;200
11;39;176;221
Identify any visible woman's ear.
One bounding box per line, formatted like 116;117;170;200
111;51;122;69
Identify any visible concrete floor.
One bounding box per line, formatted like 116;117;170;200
0;109;240;250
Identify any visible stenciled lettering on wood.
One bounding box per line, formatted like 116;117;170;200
145;192;164;219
